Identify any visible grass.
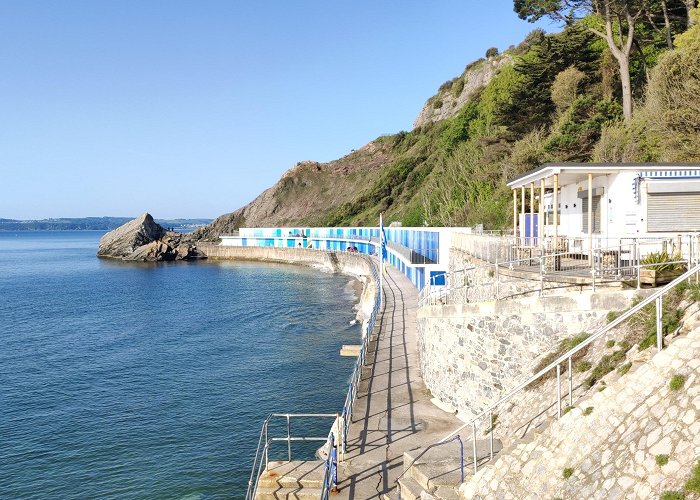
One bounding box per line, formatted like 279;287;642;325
530;333;590;387
685;459;700;493
669;374;686;391
576;360;592;372
617;362;632;375
484;413;499;435
605;339;616;348
582;406;593;416
660;492;685;500
584;349;627;389
656;454;670;466
562;405;573;415
562;467;574;479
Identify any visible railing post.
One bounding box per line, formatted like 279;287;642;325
568;356;573;407
556;364;562;419
539;256;544;296
495;257;500;301
264;421;269;471
636;239;641;289
656;296;663;351
488;410;494;459
472;423;478;474
286;415;292;461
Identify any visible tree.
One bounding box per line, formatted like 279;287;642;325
514;0;648;120
486;47;500;57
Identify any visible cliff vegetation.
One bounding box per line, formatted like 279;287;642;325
199;3;700;239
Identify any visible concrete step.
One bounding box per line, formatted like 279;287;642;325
397;475;426;500
256;461;325;489
254;486;324;500
403;438;503;491
432;485;462;500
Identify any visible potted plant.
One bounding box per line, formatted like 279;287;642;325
639;250;686;286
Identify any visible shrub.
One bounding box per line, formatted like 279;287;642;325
640;250;686;272
562;467;574;479
485;47;499;58
606;311;620;323
576;360;592;372
605;340;615;348
669;374;686;391
551;66;585;114
656;454;670;466
452;78;465;98
582;406;593;416
562;405;573;415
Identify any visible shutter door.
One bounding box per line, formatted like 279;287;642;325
648;193;700;231
581;196;601;233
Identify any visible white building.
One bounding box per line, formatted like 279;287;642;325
507;163;700;253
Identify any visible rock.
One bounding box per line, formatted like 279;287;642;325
97;212;207;262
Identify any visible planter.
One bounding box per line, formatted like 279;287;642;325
639;268;684;286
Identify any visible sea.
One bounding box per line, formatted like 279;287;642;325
0;231;361;499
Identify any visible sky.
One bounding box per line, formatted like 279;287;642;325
0;1;552;220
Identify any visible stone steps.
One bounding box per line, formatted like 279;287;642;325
394;438;503;499
254;460;326;499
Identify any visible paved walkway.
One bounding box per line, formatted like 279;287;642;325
336;266;463;499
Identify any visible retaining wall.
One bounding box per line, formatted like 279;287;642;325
416;290;640;419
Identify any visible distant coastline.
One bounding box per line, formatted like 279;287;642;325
0;217;211;232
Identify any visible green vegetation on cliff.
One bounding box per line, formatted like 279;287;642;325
201;5;699;236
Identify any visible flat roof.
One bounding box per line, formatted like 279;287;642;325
507;162;700;189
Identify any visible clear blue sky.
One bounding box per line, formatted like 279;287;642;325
0;1;551;219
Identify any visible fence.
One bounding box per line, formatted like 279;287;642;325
438;263;700;478
420;236;700;307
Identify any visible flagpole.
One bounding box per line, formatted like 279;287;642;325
379;213;383;308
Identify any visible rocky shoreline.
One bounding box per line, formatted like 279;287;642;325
97;213;207;262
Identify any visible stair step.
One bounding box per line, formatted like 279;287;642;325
433;485;462;500
254;486;324;500
256;461;325;489
397;475;426;500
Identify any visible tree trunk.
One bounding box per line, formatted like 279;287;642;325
617;56;633;120
662;0;674;48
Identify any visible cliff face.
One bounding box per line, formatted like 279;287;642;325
194;141;397;239
413;54;512;129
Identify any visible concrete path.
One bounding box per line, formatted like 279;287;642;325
336;266;464;499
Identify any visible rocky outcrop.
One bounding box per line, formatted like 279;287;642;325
97;213;206;261
413;55;512;129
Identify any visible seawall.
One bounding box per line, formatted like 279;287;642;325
199;243;379;324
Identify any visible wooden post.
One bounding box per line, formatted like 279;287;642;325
540;178;545;251
530;183;535;247
553;174;559;250
513;189;517;240
588;173;593;265
521;187;525;246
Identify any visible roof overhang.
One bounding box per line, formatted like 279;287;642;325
506;163;700;190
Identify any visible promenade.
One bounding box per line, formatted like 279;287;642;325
336;265;463;499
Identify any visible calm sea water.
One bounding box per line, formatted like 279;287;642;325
0;231;360;499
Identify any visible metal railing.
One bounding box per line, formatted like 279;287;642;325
245;254;382;500
246;413;338;499
439;263;700;477
339;257;382;456
451;232;699;267
420;237;699;307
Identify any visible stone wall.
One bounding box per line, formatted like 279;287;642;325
461;325;700;499
416;290;639;419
